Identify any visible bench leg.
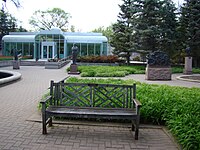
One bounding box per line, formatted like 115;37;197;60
135;127;139;140
131;120;135;131
42;112;47;134
49;117;53;127
134;117;140;140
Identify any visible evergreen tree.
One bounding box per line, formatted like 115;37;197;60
138;0;160;52
137;0;177;56
158;0;177;56
0;9;24;50
110;0;141;64
111;0;177;64
181;0;200;67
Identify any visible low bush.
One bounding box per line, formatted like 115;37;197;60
0;55;33;61
68;65;200;77
77;55;124;63
65;77;200;150
95;71;126;77
193;68;200;74
75;65;145;77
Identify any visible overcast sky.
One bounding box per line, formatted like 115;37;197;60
5;0;184;32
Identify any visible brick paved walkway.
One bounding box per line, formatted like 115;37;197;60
0;66;180;150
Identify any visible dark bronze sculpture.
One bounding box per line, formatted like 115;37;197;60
72;44;79;64
185;47;191;57
146;51;170;66
13;49;18;61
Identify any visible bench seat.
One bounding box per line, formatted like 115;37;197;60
46;106;137;120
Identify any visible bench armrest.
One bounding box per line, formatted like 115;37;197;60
133;98;142;107
133;98;142;115
40;95;52;105
40;95;52;113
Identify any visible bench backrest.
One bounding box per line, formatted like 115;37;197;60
50;81;136;108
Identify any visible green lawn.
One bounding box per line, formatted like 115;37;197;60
67;65;200;77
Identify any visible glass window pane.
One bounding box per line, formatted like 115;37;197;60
47;34;53;41
53;34;59;40
60;41;64;58
23;43;30;56
4;43;10;56
102;42;107;55
30;43;34;57
88;43;94;56
81;43;87;56
17;43;23;54
95;44;101;55
67;43;73;56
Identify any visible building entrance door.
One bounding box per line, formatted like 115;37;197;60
41;42;56;59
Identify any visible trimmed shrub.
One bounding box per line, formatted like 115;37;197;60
77;55;123;63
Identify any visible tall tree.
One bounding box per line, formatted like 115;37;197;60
180;0;200;67
0;10;19;50
137;0;177;56
29;8;71;31
111;0;177;64
158;0;177;56
110;0;140;64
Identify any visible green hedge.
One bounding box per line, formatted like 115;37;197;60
67;65;200;77
68;65;145;77
66;77;200;150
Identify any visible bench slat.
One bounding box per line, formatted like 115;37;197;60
46;106;136;117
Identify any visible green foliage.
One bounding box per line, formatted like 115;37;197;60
0;10;19;38
171;66;183;73
37;91;50;110
29;8;71;31
77;55;122;63
193;68;200;74
95;71;126;77
69;65;200;77
75;65;145;77
111;0;177;64
66;77;200;150
180;0;200;67
92;26;113;43
0;56;32;61
110;0;138;65
136;0;177;56
172;66;200;74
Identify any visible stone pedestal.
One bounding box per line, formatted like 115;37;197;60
13;60;20;69
68;64;80;75
145;65;171;80
184;57;192;75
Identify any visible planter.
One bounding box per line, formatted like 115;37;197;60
145;65;172;80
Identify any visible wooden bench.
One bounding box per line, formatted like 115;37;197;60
40;80;142;140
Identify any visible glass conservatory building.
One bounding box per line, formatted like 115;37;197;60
2;28;108;59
